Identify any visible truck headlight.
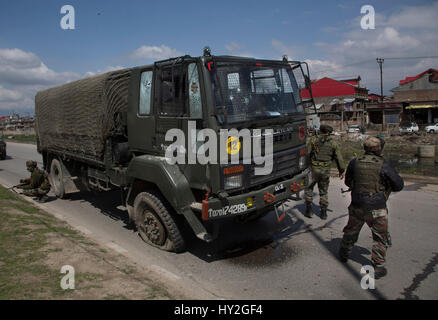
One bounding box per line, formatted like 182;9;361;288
224;174;243;190
299;155;306;169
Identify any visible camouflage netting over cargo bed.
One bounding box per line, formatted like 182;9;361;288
35;68;132;161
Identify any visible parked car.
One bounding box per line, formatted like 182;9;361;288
347;125;366;133
425;123;438;133
399;122;419;134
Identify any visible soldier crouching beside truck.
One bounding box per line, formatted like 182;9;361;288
16;160;51;203
339;136;404;279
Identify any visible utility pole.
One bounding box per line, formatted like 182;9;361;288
376;58;384;102
377;58;385;130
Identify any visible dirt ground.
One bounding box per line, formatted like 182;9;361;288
329;131;438;157
0;186;183;300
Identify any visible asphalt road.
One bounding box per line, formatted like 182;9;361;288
1;142;437;300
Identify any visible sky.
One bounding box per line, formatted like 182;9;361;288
0;0;437;115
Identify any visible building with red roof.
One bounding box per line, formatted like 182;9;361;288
391;68;438;124
301;76;367;100
398;68;438;86
367;93;382;102
301;76;368;130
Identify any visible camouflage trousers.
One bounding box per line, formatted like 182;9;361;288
21;188;49;198
304;167;331;207
340;206;392;267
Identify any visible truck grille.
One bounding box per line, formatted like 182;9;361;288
249;148;298;186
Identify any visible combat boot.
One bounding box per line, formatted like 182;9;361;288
373;264;387;279
339;247;349;263
320;206;327;220
304;202;313;218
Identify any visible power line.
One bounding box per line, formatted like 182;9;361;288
384;56;438;60
311;55;438;75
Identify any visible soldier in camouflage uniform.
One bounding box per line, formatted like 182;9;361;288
17;160;51;203
339;136;404;279
305;125;345;220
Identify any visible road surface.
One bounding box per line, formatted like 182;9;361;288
1;142;437;299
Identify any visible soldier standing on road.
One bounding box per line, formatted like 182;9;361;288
339;136;404;279
17;160;51;203
304;125;345;220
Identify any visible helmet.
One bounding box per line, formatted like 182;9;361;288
320;125;334;134
26;160;37;169
363;137;382;154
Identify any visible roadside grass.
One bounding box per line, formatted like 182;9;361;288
4;134;36;144
0;185;173;300
336;140;364;163
0;188;71;299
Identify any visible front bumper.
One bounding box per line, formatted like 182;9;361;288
201;168;310;221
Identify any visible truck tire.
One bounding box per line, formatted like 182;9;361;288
50;159;66;198
134;191;185;253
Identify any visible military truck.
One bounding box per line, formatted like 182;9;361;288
0;130;6;160
35;49;315;252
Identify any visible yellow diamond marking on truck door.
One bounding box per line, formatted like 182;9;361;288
227;136;241;155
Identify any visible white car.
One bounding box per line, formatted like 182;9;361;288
399;122;419;134
347;125;361;133
425;123;438;133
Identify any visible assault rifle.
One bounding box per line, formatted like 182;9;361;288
9;182;27;189
8;182;27;193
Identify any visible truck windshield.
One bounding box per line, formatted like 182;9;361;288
212;63;304;125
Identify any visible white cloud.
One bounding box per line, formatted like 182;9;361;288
84;65;125;77
281;2;438;94
0;48;41;69
271;39;297;60
304;59;342;77
225;42;243;53
225;42;253;57
336;27;420;59
0;86;22;102
385;2;438;29
0;48;79;86
130;45;182;60
0;48;81;112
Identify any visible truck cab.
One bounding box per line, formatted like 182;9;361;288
123;51;314;251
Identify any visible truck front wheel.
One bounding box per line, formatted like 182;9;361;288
134;191;185;253
50;159;66;198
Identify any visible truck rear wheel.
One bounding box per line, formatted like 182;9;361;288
134;191;185;253
50;159;66;198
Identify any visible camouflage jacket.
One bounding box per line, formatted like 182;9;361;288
21;168;51;191
307;135;345;173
